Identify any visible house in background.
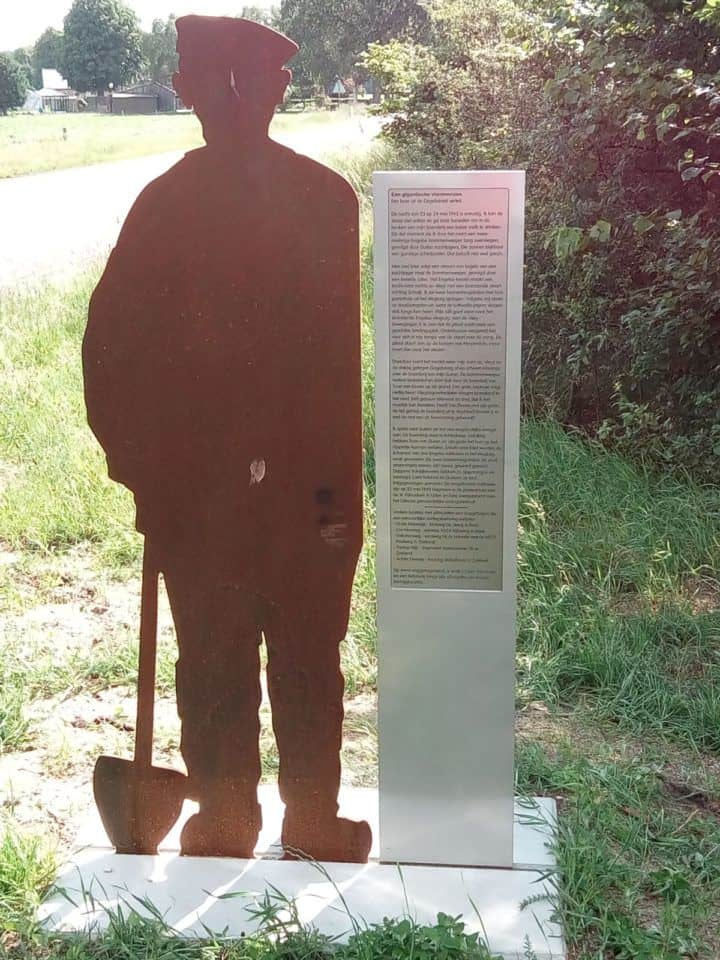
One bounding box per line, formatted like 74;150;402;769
22;72;182;114
118;80;181;112
106;92;158;114
23;68;74;112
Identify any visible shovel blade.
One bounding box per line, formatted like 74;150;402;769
94;755;187;854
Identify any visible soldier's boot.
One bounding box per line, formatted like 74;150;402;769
281;803;371;862
180;797;262;858
264;598;370;861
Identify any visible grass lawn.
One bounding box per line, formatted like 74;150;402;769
0;109;342;179
1;147;720;958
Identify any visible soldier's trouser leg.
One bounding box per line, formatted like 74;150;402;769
163;567;262;856
264;605;345;816
263;593;370;862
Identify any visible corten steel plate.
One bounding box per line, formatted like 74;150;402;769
83;15;371;863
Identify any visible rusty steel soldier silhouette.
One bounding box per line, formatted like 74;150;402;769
83;15;370;862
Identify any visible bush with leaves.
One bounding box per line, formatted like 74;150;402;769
0;53;29;114
278;0;429;87
364;0;720;477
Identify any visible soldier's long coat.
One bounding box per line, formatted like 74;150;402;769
83;141;363;605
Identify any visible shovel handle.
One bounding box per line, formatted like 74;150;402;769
135;542;158;769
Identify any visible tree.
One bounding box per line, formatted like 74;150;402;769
64;0;144;93
11;48;33;88
278;0;428;86
142;15;177;83
238;5;278;25
0;53;28;113
32;27;65;88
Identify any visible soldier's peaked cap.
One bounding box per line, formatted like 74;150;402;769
176;15;298;71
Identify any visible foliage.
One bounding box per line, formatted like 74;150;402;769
63;0;144;94
360;39;436;113
239;5;279;26
277;0;429;86
10;48;33;89
361;0;554;166
0;823;56;933
526;0;720;475
32;27;65;88
0;53;29;114
365;0;720;477
517;419;720;750
141;15;178;84
344;914;502;960
517;744;715;958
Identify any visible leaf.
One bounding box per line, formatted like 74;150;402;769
659;102;679;121
554;226;584;258
681;166;702;181
633;216;654;234
589;219;612;242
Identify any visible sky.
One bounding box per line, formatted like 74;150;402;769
1;0;275;51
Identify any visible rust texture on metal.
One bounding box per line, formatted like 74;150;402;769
83;14;370;863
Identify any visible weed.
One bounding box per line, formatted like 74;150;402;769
0;821;56;933
517;739;720;957
0;677;29;753
343;914;502;960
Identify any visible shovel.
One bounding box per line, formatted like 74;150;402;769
93;542;187;854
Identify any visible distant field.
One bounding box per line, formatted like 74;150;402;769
0;110;339;179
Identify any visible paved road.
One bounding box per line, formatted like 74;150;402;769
0;114;380;289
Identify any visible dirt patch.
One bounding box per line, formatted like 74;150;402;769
0;686;141;848
683;575;720;615
659;773;720;818
608;592;652;616
516;702;720;800
605;575;720;618
515;701;600;757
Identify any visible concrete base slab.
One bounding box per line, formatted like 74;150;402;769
40;787;564;959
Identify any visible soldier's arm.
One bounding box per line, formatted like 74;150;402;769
304;173;364;555
82;184;166;493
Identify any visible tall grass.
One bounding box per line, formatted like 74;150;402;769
0;822;55;933
517;421;720;750
0;110;341;178
0;271;139;566
517;741;720;957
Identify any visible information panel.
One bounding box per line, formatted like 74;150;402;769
389;187;509;590
375;171;525;868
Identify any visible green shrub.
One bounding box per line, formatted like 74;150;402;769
364;0;720;477
0;53;28;114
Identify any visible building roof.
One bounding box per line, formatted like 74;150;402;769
121;80;178;95
41;68;68;90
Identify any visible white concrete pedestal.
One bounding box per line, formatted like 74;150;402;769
40;787;565;959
